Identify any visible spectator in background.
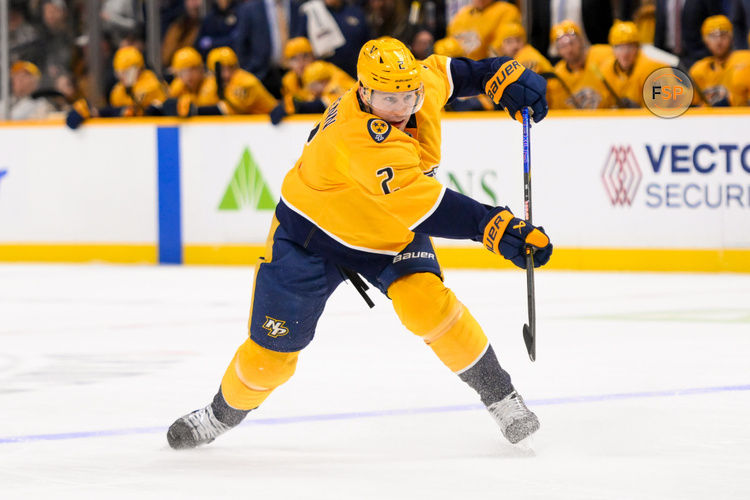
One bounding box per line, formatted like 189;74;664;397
161;0;187;36
232;0;305;99
101;0;141;46
490;22;553;74
162;0;204;67
409;27;435;60
195;0;240;58
9;62;54;120
529;0;613;60
654;0;723;68
447;0;520;60
39;0;75;89
366;0;409;41
9;1;44;65
297;0;370;79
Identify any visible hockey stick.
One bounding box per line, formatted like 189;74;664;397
521;107;536;362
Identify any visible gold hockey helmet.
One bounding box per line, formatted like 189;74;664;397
357;37;421;92
284;37;313;60
608;21;640;46
171;47;203;71
207;46;238;70
113;46;144;72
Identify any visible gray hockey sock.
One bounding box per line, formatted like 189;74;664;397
211;388;252;427
458;345;514;407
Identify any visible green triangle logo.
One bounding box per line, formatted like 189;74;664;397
218;147;276;211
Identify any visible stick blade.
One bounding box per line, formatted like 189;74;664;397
523;323;536;362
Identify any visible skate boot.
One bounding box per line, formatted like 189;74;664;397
487;391;540;444
167;404;234;449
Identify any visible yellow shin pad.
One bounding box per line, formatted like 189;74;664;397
389;273;488;373
220;337;299;410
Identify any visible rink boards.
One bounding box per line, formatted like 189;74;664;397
1;109;749;271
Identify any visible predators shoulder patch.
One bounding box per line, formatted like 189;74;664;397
367;118;391;143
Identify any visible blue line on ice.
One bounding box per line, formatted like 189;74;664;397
2;383;748;444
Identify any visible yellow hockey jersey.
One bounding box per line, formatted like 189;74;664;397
690;50;750;106
598;51;664;107
547;46;613;109
109;69;166;110
168;76;220;106
280;55;454;254
208;69;277;115
448;1;521;60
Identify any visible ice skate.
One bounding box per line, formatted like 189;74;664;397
487;391;540;444
167;405;233;450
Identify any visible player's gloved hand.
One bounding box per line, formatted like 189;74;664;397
482;207;552;269
162;96;196;117
484;59;548;123
270;102;288;125
65;99;91;129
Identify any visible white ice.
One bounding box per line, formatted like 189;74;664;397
1;265;749;499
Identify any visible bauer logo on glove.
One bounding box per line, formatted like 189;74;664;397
483;58;548;123
482;207;552;269
485;60;523;102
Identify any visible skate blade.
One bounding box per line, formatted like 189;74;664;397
510;435;536;457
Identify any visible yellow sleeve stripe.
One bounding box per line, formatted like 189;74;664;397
408;185;446;230
280;194;400;256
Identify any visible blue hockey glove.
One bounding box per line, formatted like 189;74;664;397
65;99;91;130
270;102;288;125
484;59;548;123
482;208;552;269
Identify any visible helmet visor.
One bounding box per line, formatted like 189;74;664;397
365;85;425;122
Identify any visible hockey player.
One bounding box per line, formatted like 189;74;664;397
489;22;553;74
302;60;356;107
546;20;613;109
109;46;167;111
271;59;355;124
167;47;218;107
598;21;664;108
689;16;750;106
65;47;167;129
448;0;521;60
280;37;316;105
167;38;552;450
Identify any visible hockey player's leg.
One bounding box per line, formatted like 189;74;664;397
388;272;539;444
167;338;300;450
168;217;340;450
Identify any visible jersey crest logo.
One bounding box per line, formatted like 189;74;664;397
367;118;391;143
262;316;289;338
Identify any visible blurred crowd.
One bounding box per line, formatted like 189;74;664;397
3;0;750;123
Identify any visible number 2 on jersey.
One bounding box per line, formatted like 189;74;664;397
376;167;394;194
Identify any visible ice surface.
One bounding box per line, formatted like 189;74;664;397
1;265;749;499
